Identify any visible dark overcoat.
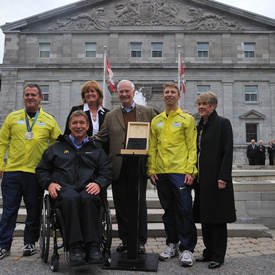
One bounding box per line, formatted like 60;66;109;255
193;110;236;224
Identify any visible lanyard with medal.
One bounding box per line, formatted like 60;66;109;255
25;108;40;140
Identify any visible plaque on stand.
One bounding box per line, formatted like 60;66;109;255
105;122;159;272
120;122;150;155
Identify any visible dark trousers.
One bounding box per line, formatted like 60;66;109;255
248;157;257;165
156;173;197;252
0;172;43;250
58;187;101;247
112;158;148;245
269;155;274;165
201;223;227;264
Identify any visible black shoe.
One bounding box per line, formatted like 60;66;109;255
86;245;103;264
196;256;211;262
116;243;127;252
138;244;146;254
69;244;86;266
208;261;223;269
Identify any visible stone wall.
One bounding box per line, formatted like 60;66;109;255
233;170;275;227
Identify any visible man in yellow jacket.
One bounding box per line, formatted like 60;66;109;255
147;83;197;267
0;83;62;259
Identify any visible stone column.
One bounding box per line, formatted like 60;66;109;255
222;81;234;124
271;82;275;136
62;33;72;63
59;81;72;131
15;81;25;111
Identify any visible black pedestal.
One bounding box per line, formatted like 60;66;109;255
105;252;159;271
104;154;159;272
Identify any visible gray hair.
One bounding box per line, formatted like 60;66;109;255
196;91;218;107
117;80;135;92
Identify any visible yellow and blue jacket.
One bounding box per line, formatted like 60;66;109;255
0;107;62;174
147;107;197;177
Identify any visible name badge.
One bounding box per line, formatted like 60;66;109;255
157;123;163;127
17;120;25;124
173;123;181;128
37;122;45;127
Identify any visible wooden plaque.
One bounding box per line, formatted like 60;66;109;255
120;122;150;155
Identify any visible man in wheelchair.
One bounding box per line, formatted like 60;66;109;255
36;110;112;266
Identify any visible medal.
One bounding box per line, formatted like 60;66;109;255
25;132;34;140
25;108;40;141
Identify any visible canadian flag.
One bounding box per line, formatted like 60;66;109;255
106;59;116;92
181;59;186;94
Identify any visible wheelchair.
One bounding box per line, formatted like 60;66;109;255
39;192;112;272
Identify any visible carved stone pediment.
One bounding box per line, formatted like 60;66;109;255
49;0;243;31
239;109;265;120
3;0;275;34
111;2;242;30
50;8;110;31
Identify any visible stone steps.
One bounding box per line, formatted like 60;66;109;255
1;188;273;238
12;221;272;238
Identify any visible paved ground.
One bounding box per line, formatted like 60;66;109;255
1;229;275;274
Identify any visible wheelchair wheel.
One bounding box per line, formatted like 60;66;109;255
103;251;112;266
50;255;59;272
40;194;51;263
101;197;112;266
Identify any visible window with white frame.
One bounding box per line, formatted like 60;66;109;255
151;43;163;58
40;85;49;102
197;85;211;96
244;43;255;58
39;43;50;58
246;123;258;142
85;43;96;58
245;85;258;102
197;43;209;58
131;42;142;58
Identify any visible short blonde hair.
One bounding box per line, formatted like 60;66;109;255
163;83;180;95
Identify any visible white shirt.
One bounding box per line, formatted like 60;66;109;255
83;103;104;135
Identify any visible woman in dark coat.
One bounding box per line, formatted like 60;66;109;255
257;140;266;165
193;92;236;269
267;141;274;165
64;80;109;137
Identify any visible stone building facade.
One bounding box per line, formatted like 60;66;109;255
1;0;275;165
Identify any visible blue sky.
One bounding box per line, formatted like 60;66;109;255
0;0;274;63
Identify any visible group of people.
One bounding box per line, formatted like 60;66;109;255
0;80;236;270
247;139;275;165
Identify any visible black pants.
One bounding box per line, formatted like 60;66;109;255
112;158;147;245
201;223;227;264
59;187;101;247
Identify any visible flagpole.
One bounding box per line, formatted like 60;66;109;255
178;45;181;107
103;45;107;107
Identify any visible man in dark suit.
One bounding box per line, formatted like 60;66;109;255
95;79;156;254
247;139;258;165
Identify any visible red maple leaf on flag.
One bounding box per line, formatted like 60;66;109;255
106;59;116;92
